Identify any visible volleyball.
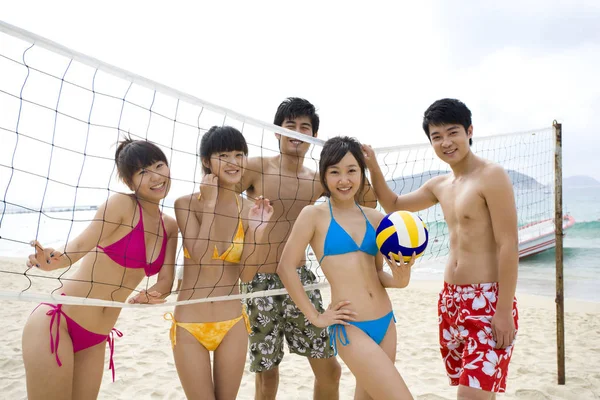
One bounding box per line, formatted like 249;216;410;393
376;211;429;262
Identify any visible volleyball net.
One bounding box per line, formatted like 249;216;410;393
0;21;556;308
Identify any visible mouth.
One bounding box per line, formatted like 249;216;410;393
224;169;240;175
289;139;304;146
150;182;166;191
443;149;457;155
337;187;352;193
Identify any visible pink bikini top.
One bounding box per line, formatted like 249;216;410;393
97;201;167;277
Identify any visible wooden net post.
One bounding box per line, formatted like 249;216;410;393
553;121;565;385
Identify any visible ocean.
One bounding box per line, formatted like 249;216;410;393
1;186;599;302
412;185;600;302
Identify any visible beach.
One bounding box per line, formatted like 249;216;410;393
1;256;599;399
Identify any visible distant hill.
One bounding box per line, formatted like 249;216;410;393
563;175;600;188
385;169;545;194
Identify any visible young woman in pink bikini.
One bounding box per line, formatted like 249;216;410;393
22;138;179;399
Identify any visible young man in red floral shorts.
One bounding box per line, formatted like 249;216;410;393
363;98;519;398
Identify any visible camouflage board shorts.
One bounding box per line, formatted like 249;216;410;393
241;265;334;372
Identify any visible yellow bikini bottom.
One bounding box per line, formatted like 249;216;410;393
164;310;251;352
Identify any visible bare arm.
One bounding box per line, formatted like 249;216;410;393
362;144;438;213
357;177;378;209
365;210;415;288
174;195;210;266
146;216;178;297
238;157;259;196
175;174;221;265
129;216;179;304
377;252;416;289
484;165;519;348
28;194;132;270
239;197;274;282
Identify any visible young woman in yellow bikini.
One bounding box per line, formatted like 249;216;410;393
168;126;273;399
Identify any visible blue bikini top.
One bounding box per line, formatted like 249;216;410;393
319;200;379;263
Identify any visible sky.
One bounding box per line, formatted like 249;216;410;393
1;0;599;185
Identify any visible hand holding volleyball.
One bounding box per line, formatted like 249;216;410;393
376;211;429;262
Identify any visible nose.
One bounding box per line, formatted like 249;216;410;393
441;137;452;148
149;170;161;181
227;157;239;167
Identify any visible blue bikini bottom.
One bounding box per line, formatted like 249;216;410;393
328;310;396;355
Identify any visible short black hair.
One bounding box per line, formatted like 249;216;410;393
273;97;319;136
115;138;168;188
319;136;366;198
199;126;248;175
423;98;473;146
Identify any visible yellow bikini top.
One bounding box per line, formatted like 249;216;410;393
183;193;245;264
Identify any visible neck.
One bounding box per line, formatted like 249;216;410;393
277;153;305;173
217;184;238;200
329;196;356;210
137;196;161;218
449;150;477;177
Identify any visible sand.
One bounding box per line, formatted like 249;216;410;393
1;256;599;399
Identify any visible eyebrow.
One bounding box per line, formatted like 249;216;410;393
329;164;359;169
431;125;459;135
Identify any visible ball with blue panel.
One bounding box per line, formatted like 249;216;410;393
376;211;429;262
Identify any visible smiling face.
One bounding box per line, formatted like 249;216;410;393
324;152;364;201
428;123;473;165
129;160;171;200
204;150;246;186
276;115;315;156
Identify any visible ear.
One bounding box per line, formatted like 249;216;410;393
312;130;318;138
467;125;473;139
201;157;211;171
275;133;281;141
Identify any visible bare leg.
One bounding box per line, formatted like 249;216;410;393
172;325;215;400
307;356;341;400
22;306;74;400
72;340;107;399
457;385;497;400
337;323;412;400
355;322;400;400
213;319;249;400
255;367;279;400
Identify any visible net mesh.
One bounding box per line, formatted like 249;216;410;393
0;21;556;307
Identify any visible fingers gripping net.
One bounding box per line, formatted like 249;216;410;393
0;22;556;308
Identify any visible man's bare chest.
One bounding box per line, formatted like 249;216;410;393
437;181;486;224
249;175;321;203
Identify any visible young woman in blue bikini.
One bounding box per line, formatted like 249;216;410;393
278;136;415;400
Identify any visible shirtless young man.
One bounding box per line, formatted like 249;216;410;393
240;97;376;400
363;98;518;399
